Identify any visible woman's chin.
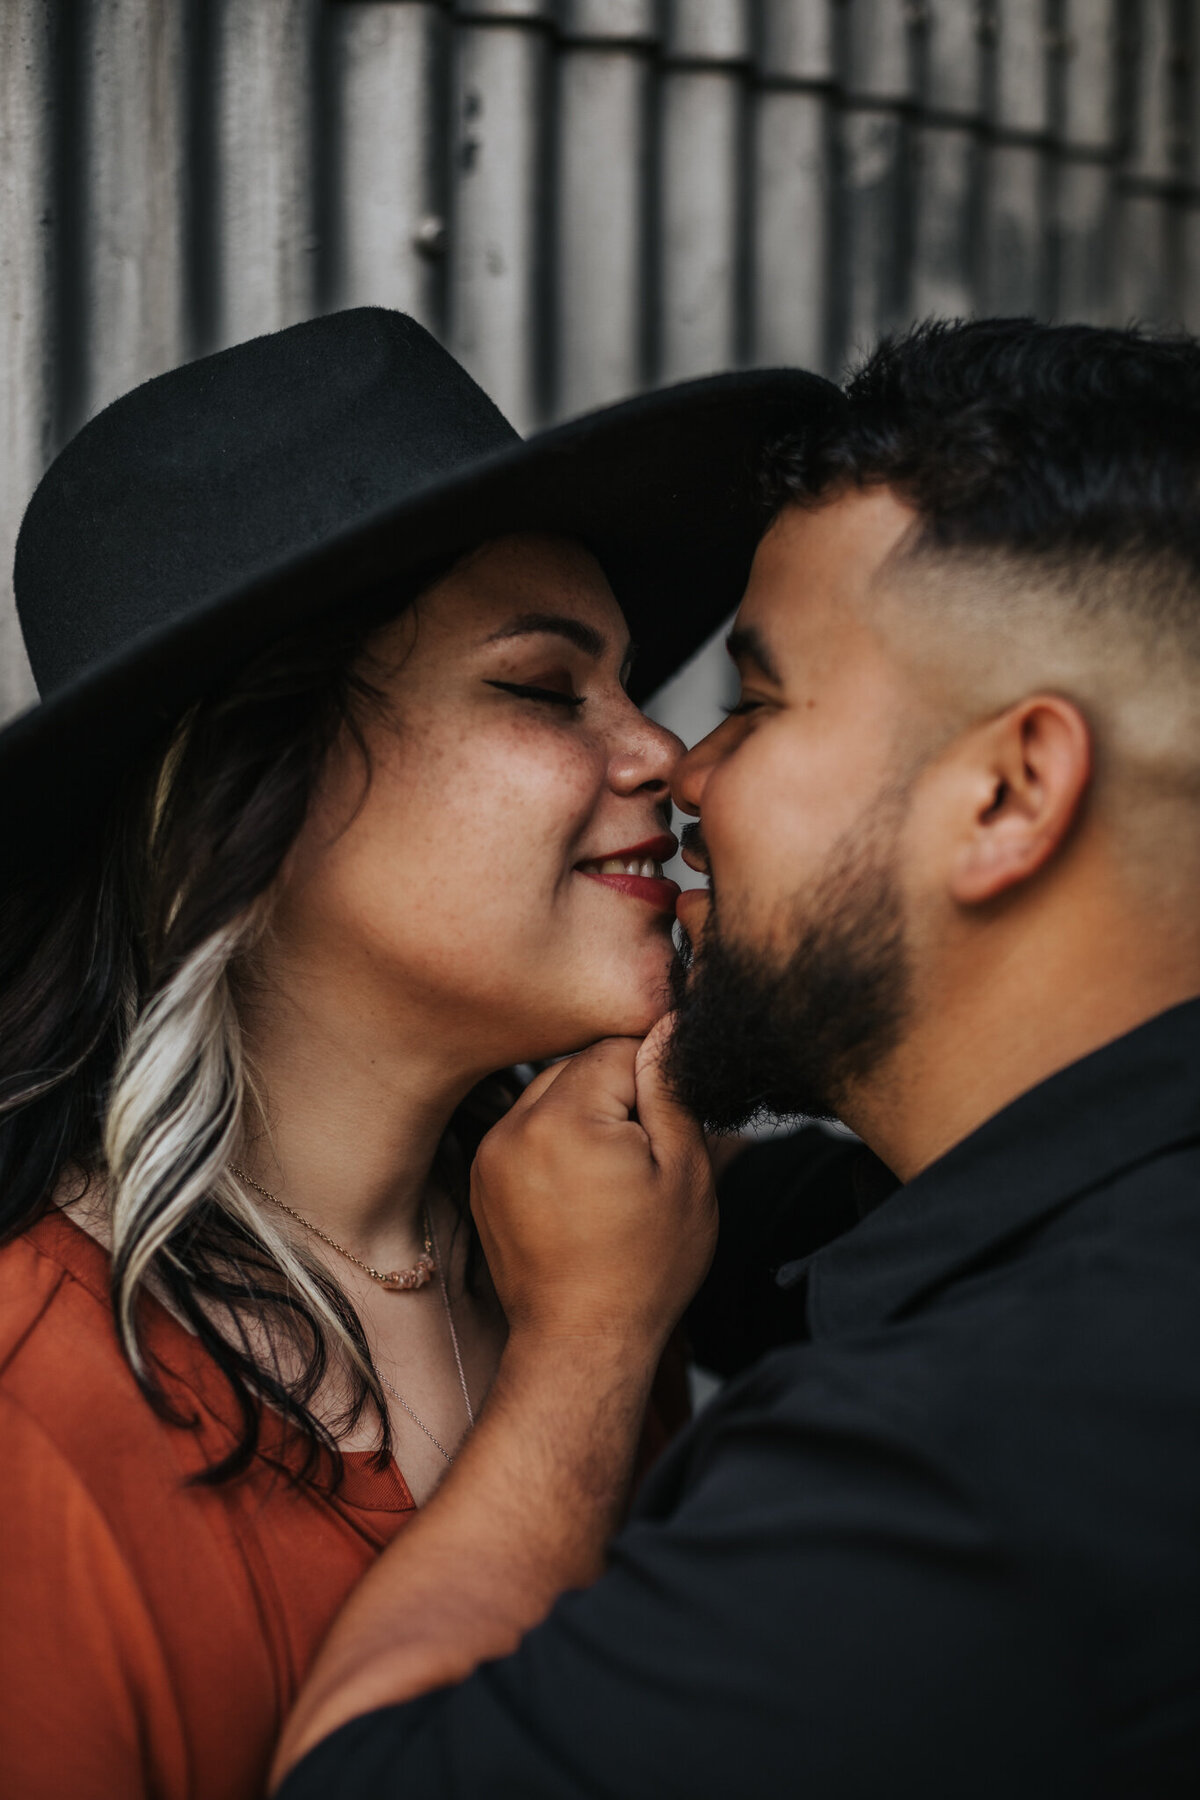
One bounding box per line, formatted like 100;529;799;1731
502;944;679;1062
521;988;673;1063
576;985;674;1046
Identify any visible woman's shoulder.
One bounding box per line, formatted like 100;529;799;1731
1;1207;121;1378
0;1208;113;1383
0;1209;211;1487
0;1207;273;1627
0;1212;287;1800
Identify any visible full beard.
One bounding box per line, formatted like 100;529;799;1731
663;789;913;1132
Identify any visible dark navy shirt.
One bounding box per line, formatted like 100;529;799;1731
281;1001;1200;1798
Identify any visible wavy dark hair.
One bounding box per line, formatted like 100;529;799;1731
0;580;511;1485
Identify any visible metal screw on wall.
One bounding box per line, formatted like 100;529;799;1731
414;216;447;260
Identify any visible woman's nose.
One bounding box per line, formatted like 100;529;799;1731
609;713;685;796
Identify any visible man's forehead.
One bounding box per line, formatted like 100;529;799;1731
733;489;920;675
743;490;918;617
764;488;917;585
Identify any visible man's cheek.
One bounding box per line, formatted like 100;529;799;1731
712;864;779;948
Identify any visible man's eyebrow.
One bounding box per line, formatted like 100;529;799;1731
483;612;610;659
725;624;782;684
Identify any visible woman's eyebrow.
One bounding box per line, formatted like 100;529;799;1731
483;612;621;661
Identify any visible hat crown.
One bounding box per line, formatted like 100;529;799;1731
14;309;519;698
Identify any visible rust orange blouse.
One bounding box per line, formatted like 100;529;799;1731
0;1211;415;1799
0;1211;684;1800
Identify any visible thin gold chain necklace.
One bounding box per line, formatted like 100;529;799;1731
228;1166;474;1463
229;1164;435;1290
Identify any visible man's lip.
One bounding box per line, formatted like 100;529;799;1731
574;831;678;866
577;870;681;914
675;886;711;925
680;845;710;876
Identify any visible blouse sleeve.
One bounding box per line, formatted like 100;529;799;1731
0;1390;185;1800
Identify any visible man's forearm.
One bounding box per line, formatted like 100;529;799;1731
270;1332;656;1787
273;1027;717;1787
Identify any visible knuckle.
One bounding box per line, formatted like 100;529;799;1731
522;1111;560;1153
475;1135;503;1179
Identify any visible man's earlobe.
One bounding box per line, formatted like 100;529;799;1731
950;697;1092;906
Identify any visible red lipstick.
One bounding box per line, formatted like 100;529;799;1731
574;832;681;915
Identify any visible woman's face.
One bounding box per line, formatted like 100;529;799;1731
274;534;684;1074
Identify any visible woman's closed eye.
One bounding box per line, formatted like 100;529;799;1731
720;697;764;718
486;679;585;711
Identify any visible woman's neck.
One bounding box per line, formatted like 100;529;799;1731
239;969;483;1267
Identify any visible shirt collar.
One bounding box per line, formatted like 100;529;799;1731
783;997;1200;1340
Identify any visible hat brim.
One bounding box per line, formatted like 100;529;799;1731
1;366;840;860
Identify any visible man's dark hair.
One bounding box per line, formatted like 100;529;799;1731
763;316;1200;578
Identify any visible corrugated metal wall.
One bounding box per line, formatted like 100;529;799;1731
3;0;1199;733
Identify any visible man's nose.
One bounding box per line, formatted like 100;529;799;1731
671;724;722;818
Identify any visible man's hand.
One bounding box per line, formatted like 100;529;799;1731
270;1015;716;1790
472;1017;718;1352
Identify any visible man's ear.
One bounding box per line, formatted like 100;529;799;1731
949;696;1092;906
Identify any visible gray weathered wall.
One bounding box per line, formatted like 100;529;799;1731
3;0;1198;740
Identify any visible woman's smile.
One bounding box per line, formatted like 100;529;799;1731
575;831;680;915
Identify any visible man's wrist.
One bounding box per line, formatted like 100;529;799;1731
482;1325;660;1533
498;1321;665;1415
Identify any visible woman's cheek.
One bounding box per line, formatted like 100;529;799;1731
481;727;604;842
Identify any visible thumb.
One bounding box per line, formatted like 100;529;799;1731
538;1036;640;1125
634;1014;704;1162
504;1053;576;1118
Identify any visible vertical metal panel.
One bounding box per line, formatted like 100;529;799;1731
1054;0;1117;322
1061;0;1118;146
839;0;913;362
448;0;550;428
657;1;751;383
1115;0;1176;325
656;0;751;740
994;0;1051;128
1181;3;1200;331
325;1;447;330
554;0;656;414
910;0;982;321
752;0;835;372
209;0;320;348
983;0;1051;314
76;0;188;422
0;0;52;715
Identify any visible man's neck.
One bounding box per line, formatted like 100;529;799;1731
843;904;1200;1183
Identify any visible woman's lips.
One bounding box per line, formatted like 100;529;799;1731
578;869;681;915
574;831;680;915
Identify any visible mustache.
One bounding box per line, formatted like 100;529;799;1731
679;820;709;867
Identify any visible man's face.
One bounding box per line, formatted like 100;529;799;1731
666;487;928;1129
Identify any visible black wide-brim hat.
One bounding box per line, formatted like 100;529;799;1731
6;308;842;863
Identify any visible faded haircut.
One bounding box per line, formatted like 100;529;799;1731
761;318;1200;796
